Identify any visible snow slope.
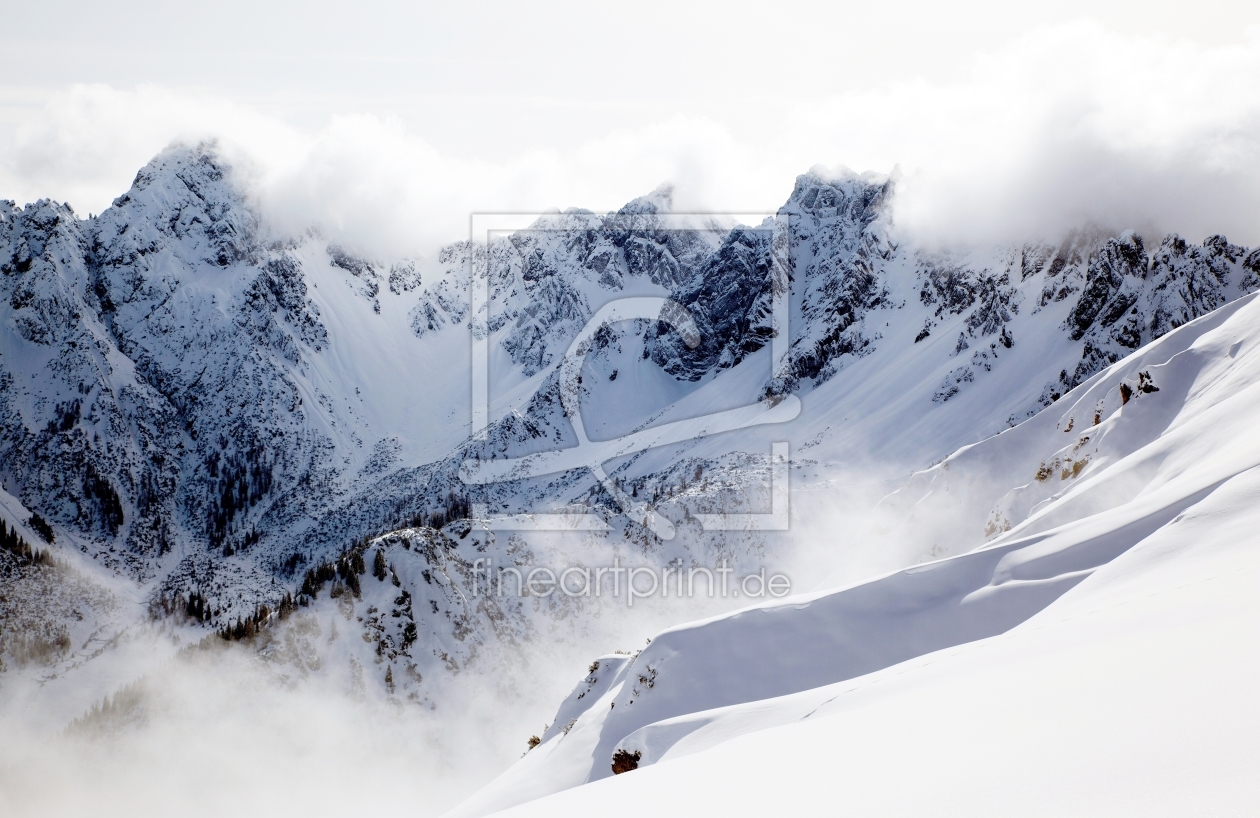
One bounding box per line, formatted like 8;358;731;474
494;472;1260;816
451;289;1260;816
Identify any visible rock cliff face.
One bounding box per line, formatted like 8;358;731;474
647;226;776;381
4;144;1259;688
1;147;396;597
1059;231;1260;392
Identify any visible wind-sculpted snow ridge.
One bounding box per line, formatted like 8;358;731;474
450;291;1260;818
4;145;1260;717
485;474;1260;817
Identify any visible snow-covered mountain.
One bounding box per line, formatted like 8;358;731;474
3;141;1259;753
454;283;1260;818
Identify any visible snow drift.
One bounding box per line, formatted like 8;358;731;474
454;290;1260;816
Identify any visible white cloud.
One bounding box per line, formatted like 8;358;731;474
2;22;1259;257
821;22;1260;246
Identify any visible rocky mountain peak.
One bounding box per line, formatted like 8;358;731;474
785;167;891;228
97;142;258;273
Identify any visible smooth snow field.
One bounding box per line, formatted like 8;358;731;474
496;487;1260;817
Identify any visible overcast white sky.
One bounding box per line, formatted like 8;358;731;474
2;0;1259;254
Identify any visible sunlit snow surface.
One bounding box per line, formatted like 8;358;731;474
453;293;1260;817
